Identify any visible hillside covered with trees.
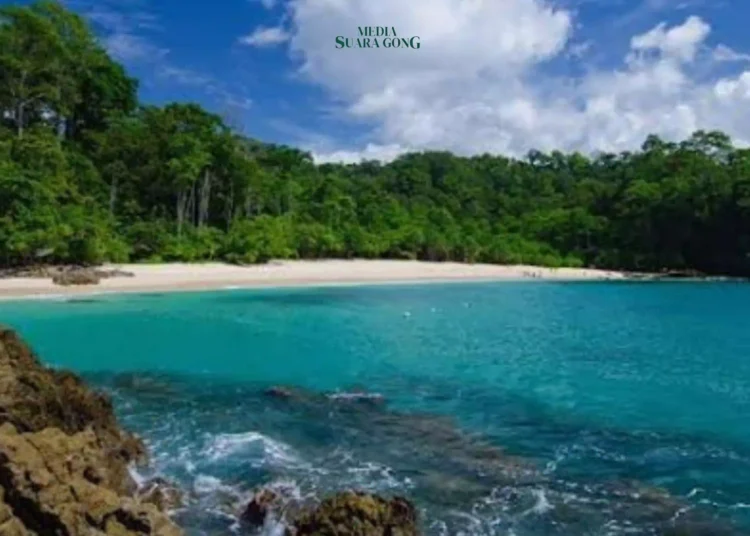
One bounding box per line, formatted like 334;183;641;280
2;1;750;275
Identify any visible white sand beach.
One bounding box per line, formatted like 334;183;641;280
0;260;628;300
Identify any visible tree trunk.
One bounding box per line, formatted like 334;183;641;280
16;104;24;138
198;170;212;227
176;190;187;236
187;185;196;227
56;116;66;140
225;182;235;231
108;177;118;215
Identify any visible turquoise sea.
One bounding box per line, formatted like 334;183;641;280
2;281;750;535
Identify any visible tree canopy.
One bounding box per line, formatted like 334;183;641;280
2;1;750;276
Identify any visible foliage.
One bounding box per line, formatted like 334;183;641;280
1;1;750;276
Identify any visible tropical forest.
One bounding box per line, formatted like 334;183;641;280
2;1;750;276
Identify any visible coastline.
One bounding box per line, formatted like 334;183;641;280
0;259;629;301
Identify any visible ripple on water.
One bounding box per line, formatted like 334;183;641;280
6;282;750;534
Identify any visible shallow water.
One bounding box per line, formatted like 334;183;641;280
2;281;750;535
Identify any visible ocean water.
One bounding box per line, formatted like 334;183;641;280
1;281;750;535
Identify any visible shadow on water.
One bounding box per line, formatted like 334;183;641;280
132;293;169;299
212;281;507;308
83;370;749;535
215;289;358;308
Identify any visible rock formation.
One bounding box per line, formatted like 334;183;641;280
136;479;184;513
0;325;182;535
292;492;418;536
3;326;735;536
0;327;423;536
51;268;102;286
240;488;419;536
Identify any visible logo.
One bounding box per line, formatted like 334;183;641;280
335;27;421;49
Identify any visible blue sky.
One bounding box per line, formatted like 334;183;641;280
5;0;750;161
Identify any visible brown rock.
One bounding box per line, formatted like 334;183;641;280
95;269;135;279
0;326;182;536
137;478;184;512
0;326;146;495
293;492;419;536
241;488;283;527
52;268;101;286
0;424;181;535
240;483;309;529
264;385;310;401
0;487;28;536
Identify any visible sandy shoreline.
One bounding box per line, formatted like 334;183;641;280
0;260;628;301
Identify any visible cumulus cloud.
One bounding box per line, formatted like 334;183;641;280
313;143;407;164
240;26;290;47
279;0;750;162
629;15;709;62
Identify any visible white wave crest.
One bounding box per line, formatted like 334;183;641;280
193;474;239;496
524;489;553;516
201;431;308;470
128;465;148;488
327;392;384;402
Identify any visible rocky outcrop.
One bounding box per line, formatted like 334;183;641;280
136;478;184;513
0;326;146;490
52;268;102;286
293;492;418;536
266;386;385;408
0;265;134;286
241;487;287;527
263;383;539;491
0;424;181;536
0;325;182;536
241;488;419;536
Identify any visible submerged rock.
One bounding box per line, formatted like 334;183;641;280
292;491;418;536
262;383;541;492
265;385;386;408
0;325;182;535
257;383;743;535
265;385;312;401
327;390;386;408
112;373;180;401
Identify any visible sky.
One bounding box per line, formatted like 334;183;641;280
6;0;750;162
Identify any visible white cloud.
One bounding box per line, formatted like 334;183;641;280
314;143;407;164
239;26;290;47
713;44;750;63
159;66;213;86
81;3;168;62
104;32;167;62
278;0;750;163
248;0;277;9
630;15;709;62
